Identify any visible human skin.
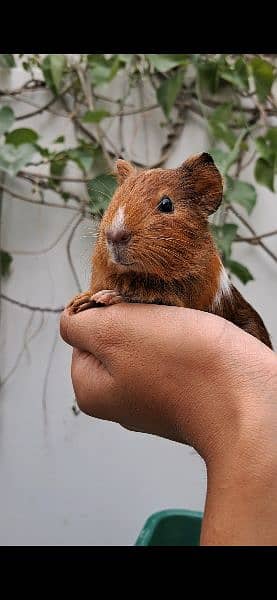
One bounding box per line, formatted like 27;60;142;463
60;303;277;545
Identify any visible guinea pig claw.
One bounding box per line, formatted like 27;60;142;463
67;291;95;314
90;289;125;306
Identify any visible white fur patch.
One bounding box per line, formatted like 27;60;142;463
111;206;125;231
211;264;232;310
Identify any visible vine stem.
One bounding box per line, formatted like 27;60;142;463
230;205;277;263
0;294;64;313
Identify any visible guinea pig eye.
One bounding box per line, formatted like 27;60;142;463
157;196;174;213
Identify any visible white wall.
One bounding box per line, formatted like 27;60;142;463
1;65;276;546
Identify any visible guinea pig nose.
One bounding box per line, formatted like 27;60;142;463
106;228;131;244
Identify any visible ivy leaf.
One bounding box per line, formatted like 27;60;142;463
208;104;236;149
0;143;36;176
225;177;257;214
211;223;238;260
227;259;254;284
198;59;220;94
89;55;121;86
5;128;39;146
42;55;66;94
251;57;274;102
0;106;14;136
0;54;15;68
208;148;229;174
82;110;110;123
0;249;13;277
50;152;67;177
147;54;187;73
35;145;51;158
68;147;95;173
220;57;249;92
156;69;184;118
53;135;65;144
254;157;275;191
88;173;117;215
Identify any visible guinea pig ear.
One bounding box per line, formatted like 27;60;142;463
114;159;136;185
179;152;223;215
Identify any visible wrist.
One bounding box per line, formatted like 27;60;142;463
201;353;277;545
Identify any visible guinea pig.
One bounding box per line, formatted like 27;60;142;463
68;152;272;350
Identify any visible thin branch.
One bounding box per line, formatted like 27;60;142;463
1;311;35;387
235;229;277;243
0;79;45;97
66;215;83;292
0;294;64;313
15;82;73;121
9;213;78;255
0;183;83;211
76;65;113;169
19;170;90;183
230;205;277;263
42;321;60;428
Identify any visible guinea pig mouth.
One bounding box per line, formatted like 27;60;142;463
109;245;135;267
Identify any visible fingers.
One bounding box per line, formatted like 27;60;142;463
71;347;115;418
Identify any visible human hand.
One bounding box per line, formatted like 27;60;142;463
60;303;277;545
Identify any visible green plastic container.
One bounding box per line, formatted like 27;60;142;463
135;509;203;546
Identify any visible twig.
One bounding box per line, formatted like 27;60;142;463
9;213;78;255
1;312;35;387
0;294;64;313
235;229;277;243
230;205;277;263
15;82;73;121
19;170;90;183
66;215;83;292
42;321;60;428
0;183;83;211
0;79;45;97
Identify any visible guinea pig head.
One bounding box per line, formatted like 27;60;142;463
98;153;223;279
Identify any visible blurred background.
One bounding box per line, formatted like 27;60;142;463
0;53;276;545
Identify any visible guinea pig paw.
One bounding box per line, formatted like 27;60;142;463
91;289;125;306
67;291;96;314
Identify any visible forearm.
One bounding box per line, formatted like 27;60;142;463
201;411;277;546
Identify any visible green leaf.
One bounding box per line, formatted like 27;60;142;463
118;54;133;64
208;148;229;174
208;104;236;149
0;143;36;176
156;69;184;118
198;59;220;94
0;249;13;277
5;128;39;146
50;152;67;177
89;56;121;86
211;223;238;260
0;106;14;136
251;57;274;102
35;145;51;158
61;192;70;202
0;54;15;68
53;135;65;144
227;259;254;284
147;54;187;73
88;173;117;215
220;57;249;92
220;129;249;175
82;109;110;123
225;177;257;214
254;157;275;191
42;55;66;94
68;147;95;174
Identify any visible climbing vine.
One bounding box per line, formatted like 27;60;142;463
1;53;277;295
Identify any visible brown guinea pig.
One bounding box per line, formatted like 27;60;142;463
68;152;273;350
